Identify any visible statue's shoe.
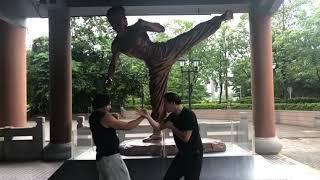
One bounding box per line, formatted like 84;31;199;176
142;134;162;143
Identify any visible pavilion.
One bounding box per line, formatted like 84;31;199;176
0;0;283;160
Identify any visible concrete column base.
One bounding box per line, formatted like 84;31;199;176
255;136;282;155
43;142;71;161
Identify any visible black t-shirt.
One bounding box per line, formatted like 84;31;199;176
166;107;203;155
89;111;120;160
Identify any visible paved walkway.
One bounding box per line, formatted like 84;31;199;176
276;124;320;138
0;161;62;180
275;123;320;170
280;138;320;170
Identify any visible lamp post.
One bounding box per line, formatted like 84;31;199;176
273;62;281;99
237;86;242;98
179;59;200;109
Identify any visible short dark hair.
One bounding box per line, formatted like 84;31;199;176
164;92;182;105
92;94;111;110
106;6;125;17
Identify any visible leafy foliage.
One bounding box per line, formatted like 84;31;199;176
27;1;320;113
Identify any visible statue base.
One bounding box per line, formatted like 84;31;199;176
119;138;226;156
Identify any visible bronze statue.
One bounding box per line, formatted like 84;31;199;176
106;6;233;142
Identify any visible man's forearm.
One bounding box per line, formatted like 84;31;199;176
171;127;190;143
126;116;144;130
146;115;161;130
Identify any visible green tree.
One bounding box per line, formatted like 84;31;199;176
152;19;209;103
198;21;244;103
272;0;320;99
27;37;50;114
229;14;251;98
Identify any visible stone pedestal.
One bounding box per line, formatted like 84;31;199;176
43;142;71;161
255;137;282;155
119;138;226;156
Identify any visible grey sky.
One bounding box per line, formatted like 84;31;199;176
26;13;241;48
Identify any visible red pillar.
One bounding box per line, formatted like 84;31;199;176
0;19;27;127
43;7;72;160
249;6;282;154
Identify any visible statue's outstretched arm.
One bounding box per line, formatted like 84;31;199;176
106;51;120;86
137;19;165;33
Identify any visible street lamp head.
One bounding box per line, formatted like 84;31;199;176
179;59;200;72
272;63;276;69
192;59;200;68
178;59;186;68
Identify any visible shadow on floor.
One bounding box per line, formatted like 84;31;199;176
49;156;263;180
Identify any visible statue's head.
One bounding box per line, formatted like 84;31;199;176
107;6;128;32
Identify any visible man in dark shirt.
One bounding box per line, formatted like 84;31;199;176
89;94;145;180
139;92;203;180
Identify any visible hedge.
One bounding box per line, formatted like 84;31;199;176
275;103;320;111
124;103;320;111
236;97;320;104
286;97;320;103
236;97;282;104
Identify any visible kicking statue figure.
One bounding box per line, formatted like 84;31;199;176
105;6;233;142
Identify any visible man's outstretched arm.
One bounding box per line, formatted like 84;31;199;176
145;117;192;143
137;109;166;130
137;19;165;32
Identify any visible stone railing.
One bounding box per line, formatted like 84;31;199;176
275;110;320;128
73;113;253;154
0;117;45;160
117;116;254;156
117;121;242;143
75;116;93;146
315;116;320;128
74;116;243;145
122;109;252;121
122;109;320;128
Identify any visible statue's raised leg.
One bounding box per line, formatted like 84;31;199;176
163;15;227;62
143;11;233;142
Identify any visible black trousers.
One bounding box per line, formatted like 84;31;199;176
164;152;203;180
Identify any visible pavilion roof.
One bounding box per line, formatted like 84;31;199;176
0;0;283;20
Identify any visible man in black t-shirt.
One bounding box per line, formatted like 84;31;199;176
139;92;203;180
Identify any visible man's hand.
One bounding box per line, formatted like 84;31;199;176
164;121;174;129
136;108;149;118
112;112;120;119
105;77;113;87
